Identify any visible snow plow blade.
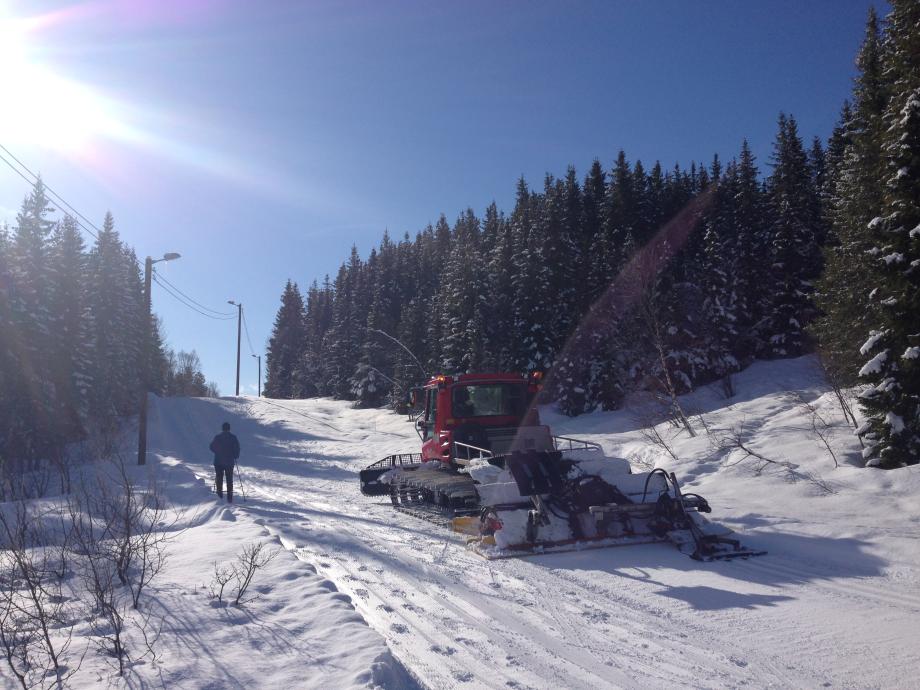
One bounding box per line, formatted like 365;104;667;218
359;453;423;496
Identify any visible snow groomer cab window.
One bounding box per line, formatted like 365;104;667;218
451;383;526;418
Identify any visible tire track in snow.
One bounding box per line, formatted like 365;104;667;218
150;397;805;688
150;396;919;689
241;481;573;689
236;478;792;689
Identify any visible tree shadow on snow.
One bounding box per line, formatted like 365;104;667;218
532;528;887;611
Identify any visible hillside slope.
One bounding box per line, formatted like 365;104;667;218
146;355;920;689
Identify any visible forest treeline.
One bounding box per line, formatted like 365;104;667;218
0;186;216;491
265;3;919;468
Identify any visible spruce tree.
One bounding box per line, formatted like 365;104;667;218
438;210;484;373
580;160;607;309
480;203;513;370
550;167;583;347
47;215;90;442
8;179;57;460
699;160;742;378
0;222;20;462
510;181;554;372
858;0;920;467
326;248;363;398
812;11;888;384
264;280;307;399
762;114;823;357
354;233;403;407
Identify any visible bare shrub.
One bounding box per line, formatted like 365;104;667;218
789;393;843;468
633;397;687;463
638;422;680;463
66;454;175;675
0;502;79;688
71;455;173;609
232;542;278;606
626;451;657;472
714;420;835;494
208;562;235;604
814;355;861;431
209;542;279;607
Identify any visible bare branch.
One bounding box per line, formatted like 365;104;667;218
713;420;835;494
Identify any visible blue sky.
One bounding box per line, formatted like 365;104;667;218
0;0;879;395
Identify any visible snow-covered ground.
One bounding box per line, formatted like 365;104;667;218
5;356;919;688
149;356;920;689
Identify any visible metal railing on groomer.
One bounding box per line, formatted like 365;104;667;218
452;441;494;463
551;435;602;453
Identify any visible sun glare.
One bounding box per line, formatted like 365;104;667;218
0;14;130;154
0;5;305;203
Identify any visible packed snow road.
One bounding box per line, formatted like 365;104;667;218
149;385;920;689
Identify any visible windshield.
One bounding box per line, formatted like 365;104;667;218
451;383;526;418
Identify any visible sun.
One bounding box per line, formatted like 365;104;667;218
0;13;126;154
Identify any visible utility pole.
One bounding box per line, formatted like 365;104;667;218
228;300;242;396
138;252;181;465
252;354;261;397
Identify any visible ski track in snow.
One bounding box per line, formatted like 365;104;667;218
149;377;920;689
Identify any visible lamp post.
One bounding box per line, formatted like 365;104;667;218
252;354;261;397
228;300;242;396
138;252;181;465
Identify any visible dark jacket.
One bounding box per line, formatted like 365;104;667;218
209;431;240;468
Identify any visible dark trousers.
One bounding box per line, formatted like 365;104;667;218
215;465;234;501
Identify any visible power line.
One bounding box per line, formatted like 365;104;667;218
154;276;235;321
152;275;235;321
241;310;256;356
0;143;101;240
154;270;235;317
1;143;249;335
0;149;99;240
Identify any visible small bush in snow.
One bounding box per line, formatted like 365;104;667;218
0;501;80;689
209;541;279;607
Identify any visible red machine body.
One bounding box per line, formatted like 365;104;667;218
415;372;543;465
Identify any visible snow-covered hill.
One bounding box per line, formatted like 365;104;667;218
7;356;917;688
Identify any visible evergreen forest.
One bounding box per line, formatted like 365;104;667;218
0;185;216;494
264;3;920;469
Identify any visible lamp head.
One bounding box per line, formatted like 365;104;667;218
162;252;181;262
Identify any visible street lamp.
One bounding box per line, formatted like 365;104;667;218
252;354;261;397
228;300;242;396
138;252;181;465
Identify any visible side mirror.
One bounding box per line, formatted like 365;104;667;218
415;418;427;430
409;388;422;407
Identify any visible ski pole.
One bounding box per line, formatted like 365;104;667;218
235;460;247;502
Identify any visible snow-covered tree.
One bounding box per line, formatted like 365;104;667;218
858;0;920;468
761;114;823;357
264;280;307;399
812;10;887;385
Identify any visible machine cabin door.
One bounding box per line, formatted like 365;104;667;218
420;387;440;461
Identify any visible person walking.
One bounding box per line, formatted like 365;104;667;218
209;422;240;503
